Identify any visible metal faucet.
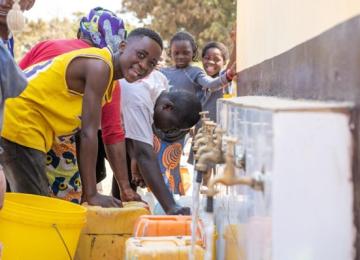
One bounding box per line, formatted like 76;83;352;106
195;128;225;172
193;121;217;159
192;111;210;153
206;137;265;197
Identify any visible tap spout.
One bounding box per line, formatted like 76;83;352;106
207;175;264;197
195;149;224;172
206;136;264;197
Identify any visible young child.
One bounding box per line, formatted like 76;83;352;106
201;41;230;122
161;31;234;101
119;70;202;214
0;28;162;208
159;31;235;191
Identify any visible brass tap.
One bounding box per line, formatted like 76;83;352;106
193;121;217;156
192;111;210;153
195;128;225;172
206;137;264;197
199;111;210;120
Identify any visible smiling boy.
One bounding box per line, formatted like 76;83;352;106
0;28;162;208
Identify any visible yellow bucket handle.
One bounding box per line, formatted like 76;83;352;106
52;224;73;260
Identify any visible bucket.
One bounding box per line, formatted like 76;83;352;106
0;193;87;260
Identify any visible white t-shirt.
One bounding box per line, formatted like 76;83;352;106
120;70;169;146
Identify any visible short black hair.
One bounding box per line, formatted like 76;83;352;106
128;27;163;50
169;31;198;61
202;41;229;62
167;90;202;127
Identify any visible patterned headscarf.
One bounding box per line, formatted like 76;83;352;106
79;7;126;51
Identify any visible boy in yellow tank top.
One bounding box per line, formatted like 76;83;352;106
0;28;163;208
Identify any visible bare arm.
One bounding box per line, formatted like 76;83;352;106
196;69;230;91
104;142;142;201
127;139;190;215
100;83;141;201
226;24;236;71
68;58;121;207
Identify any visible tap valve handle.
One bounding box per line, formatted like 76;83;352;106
199;111;210;118
199;111;210;127
223;136;238;156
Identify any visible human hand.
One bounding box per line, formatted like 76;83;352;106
131;171;146;188
130;160;146;188
226;63;236;81
84;192;122;208
1;1;35;11
18;0;35;11
166;204;191;215
120;187;143;202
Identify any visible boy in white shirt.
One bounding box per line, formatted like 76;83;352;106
119;71;201;214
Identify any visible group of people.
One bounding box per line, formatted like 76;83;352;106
0;0;235;215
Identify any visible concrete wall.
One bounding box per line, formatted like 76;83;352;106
236;0;360;70
236;0;360;257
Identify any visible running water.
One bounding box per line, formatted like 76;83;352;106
190;173;201;260
203;211;214;260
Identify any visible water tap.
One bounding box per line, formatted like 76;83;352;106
193;121;217;159
192;111;210;153
206;137;265;197
195;128;225;172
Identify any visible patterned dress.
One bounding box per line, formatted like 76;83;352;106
153;135;185;195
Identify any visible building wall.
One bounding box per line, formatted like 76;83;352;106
236;0;360;257
236;0;360;70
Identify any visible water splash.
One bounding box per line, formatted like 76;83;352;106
190;180;200;260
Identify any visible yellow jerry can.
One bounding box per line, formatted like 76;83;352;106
125;236;205;260
75;201;150;260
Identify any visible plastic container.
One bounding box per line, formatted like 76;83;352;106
134;215;204;243
0;192;87;260
125;236;204;260
223;224;245;260
75;201;150;260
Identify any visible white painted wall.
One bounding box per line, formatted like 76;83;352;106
236;0;360;70
273;111;355;260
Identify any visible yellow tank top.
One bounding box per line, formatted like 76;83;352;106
1;47;115;152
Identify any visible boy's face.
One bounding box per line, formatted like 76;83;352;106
0;0;35;26
202;47;225;77
153;107;177;132
170;40;193;69
119;36;162;83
